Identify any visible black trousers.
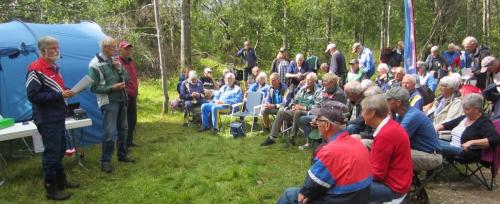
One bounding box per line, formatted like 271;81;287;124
127;96;137;145
37;121;66;182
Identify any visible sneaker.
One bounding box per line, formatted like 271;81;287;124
299;143;311;150
260;138;276;146
101;162;113;173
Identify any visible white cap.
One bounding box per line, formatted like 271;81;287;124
204;67;213;73
325;43;336;53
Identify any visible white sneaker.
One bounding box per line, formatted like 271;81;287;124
299;143;310;150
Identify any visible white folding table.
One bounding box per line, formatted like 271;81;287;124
0;118;92;186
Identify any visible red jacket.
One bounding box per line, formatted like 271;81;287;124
370;119;413;194
119;56;138;97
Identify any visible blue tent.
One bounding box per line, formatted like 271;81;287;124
0;20;106;145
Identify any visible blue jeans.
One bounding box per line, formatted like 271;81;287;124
37;121;66;181
276;187;300;204
201;102;229;129
438;140;463;157
369;181;402;202
100;102;128;162
299;115;314;139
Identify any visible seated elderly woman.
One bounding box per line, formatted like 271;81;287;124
435;93;500;160
426;75;463;125
179;70;206;127
246;72;269;97
199;72;243;133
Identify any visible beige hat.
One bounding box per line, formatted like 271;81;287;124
325;43;336;53
352;43;361;53
480;56;497;73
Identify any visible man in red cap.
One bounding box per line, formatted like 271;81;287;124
119;41;139;148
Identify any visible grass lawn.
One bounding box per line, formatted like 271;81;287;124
0;79;312;203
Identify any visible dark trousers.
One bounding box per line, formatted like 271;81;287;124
100;102;128;162
127;96;137;145
37;121;66;182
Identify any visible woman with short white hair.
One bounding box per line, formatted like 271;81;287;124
436;93;500;160
426;75;463;125
375;63;391;92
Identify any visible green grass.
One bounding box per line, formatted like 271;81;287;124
0;79;312;203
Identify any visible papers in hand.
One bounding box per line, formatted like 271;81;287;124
71;75;94;94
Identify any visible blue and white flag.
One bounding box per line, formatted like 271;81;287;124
404;0;416;75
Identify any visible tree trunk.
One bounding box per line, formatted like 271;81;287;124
180;0;192;69
282;0;288;49
483;0;491;44
380;0;387;52
153;0;169;113
326;1;332;43
386;0;391;47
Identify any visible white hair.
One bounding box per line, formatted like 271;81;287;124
37;36;58;51
100;36;116;51
188;70;197;80
462;93;484;110
402;75;416;85
377;63;389;73
439;75;461;91
363;86;383;97
306;72;317;81
344;81;363;96
463;36;478;47
256;72;267;82
295;53;304;61
431;46;439;52
361;79;376;92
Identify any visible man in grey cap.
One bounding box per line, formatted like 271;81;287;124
482;56;500;118
385;87;442;172
352;42;375;79
325;43;347;86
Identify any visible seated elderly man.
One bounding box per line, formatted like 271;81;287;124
246;72;269;97
286;53;310;88
436;93;500;160
427;75;463;125
386;87;442;172
360;94;413;202
199;73;243;133
298;73;347;149
402;75;424;110
387;67;405;89
180;70;206;127
261;73;321;146
276;102;372;204
200;67;219;90
262;73;289;132
343;81;364;134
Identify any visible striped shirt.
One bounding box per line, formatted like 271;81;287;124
450;118;467;147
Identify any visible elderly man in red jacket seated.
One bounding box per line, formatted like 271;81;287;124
360;94;413;202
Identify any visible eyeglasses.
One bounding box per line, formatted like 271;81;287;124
313;116;331;124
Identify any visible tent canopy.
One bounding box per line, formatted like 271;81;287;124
0;20;106;145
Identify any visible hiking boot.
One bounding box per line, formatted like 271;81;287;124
260;138;276;146
101;162;113;173
198;127;210;132
118;157;136;163
45;181;71;201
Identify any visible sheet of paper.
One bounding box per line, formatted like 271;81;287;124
32;130;45;153
71;75;94;94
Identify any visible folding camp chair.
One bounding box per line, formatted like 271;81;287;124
449;146;499;191
230;91;264;132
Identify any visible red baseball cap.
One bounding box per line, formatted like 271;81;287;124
119;41;133;49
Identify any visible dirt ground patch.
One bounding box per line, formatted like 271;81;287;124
425;171;500;204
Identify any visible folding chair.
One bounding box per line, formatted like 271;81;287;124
449;146;499;191
230;91;264;132
217;103;244;132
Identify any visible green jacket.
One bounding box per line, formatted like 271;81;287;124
88;53;129;108
291;85;321;111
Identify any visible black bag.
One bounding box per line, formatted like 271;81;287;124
229;122;245;138
417;85;435;106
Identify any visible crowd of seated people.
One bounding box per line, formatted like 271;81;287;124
172;37;499;203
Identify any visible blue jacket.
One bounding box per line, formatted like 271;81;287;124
247;82;270;97
409;89;423;111
287;60;310;86
236;48;257;69
213;85;243;105
396;106;441;153
358;47;375;78
265;83;288;107
179;80;205;103
443;51;459;67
